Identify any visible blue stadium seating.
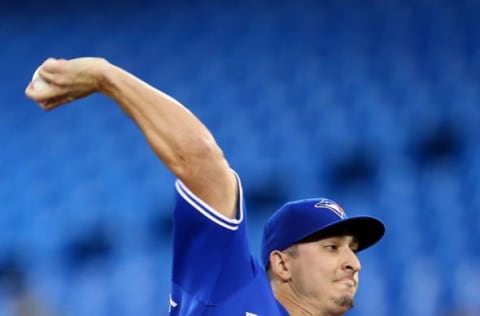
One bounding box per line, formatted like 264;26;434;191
0;0;479;315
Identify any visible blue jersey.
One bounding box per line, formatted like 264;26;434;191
169;174;289;316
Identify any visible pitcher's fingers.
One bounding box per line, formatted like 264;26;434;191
41;58;67;74
25;82;65;103
24;82;42;100
37;70;59;85
25;82;33;96
40;95;76;111
37;60;65;85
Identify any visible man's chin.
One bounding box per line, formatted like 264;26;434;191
332;295;354;310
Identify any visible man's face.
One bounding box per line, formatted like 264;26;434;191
287;235;361;315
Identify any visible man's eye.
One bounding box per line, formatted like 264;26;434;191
325;245;338;251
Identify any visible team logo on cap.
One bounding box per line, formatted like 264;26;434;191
314;199;346;219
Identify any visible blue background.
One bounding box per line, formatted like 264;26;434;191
1;0;479;315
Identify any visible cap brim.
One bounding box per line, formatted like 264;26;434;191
299;216;385;251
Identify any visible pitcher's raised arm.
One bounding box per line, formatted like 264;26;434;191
25;57;238;218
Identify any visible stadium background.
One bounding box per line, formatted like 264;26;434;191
1;0;479;315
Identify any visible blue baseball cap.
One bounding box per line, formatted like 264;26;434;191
261;198;385;268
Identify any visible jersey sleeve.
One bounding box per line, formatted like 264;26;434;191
171;171;258;304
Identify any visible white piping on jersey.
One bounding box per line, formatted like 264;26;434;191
169;294;178;312
175;171;244;231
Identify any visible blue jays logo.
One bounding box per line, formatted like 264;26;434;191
314;199;346;219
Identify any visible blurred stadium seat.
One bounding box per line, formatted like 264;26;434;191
1;0;479;315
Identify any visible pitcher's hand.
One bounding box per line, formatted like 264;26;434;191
25;57;108;111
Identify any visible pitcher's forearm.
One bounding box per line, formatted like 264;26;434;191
97;62;238;217
97;64;207;171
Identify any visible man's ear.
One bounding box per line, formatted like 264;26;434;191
269;250;293;281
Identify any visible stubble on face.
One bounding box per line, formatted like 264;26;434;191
331;295;354;310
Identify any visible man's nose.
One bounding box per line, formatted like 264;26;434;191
343;249;361;272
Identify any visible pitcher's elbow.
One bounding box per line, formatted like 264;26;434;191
176;135;227;178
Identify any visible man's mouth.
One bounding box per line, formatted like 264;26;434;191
335;277;357;288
